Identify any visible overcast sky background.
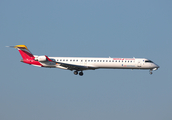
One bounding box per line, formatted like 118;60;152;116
0;0;172;120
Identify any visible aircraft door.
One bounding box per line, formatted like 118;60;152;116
137;60;141;67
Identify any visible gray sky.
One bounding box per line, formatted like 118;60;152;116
0;0;172;120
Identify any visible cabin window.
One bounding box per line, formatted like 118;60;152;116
109;60;111;62
106;60;108;62
94;60;96;62
81;60;83;62
60;59;62;61
85;60;87;62
112;60;114;62
91;60;93;62
57;59;58;61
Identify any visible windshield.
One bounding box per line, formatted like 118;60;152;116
145;60;153;63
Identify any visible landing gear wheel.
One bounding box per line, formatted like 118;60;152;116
79;72;83;76
149;69;153;75
74;71;78;75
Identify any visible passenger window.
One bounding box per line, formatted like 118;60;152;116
109;60;111;62
112;60;114;62
119;61;120;62
91;60;93;62
60;59;62;61
106;60;108;62
100;60;102;62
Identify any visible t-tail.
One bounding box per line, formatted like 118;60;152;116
7;45;43;67
14;45;34;60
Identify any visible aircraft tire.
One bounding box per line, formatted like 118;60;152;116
74;71;78;75
79;72;83;76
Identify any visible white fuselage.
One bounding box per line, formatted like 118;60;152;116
41;57;159;70
9;45;160;76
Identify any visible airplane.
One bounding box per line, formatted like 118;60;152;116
7;45;159;76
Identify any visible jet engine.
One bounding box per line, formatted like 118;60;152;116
37;56;47;62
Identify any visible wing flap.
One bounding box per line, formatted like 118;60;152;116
57;62;97;71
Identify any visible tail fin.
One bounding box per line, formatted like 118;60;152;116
12;45;34;60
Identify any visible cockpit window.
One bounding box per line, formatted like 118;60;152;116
145;60;153;63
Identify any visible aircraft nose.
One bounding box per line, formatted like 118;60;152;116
154;64;160;68
152;64;159;71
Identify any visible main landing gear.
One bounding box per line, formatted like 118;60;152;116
74;71;84;76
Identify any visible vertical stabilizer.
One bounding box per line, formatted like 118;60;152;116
14;45;34;60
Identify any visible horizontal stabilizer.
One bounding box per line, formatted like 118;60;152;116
7;45;33;59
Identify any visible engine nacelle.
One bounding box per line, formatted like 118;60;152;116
37;56;47;62
34;55;38;61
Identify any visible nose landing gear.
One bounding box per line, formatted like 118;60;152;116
149;70;153;75
73;71;84;76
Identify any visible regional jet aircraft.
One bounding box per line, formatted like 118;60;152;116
7;45;159;76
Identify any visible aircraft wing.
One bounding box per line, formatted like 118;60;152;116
56;62;97;71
